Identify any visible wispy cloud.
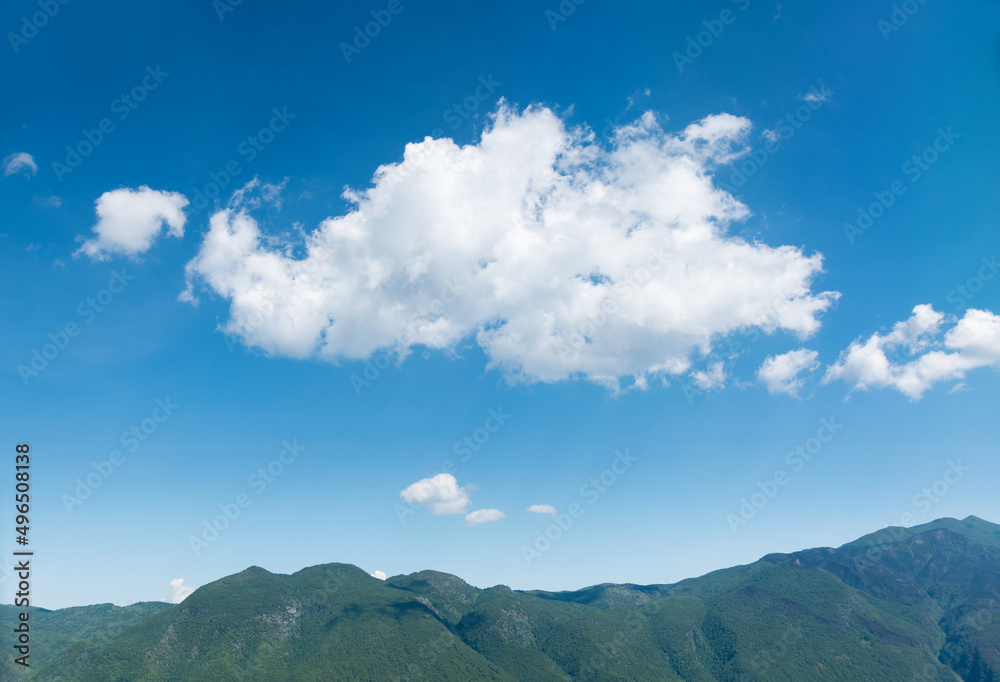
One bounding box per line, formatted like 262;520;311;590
3;152;37;177
229;176;288;211
798;84;832;104
34;195;61;208
691;362;727;392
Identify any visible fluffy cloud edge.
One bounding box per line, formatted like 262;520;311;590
399;473;472;515
167;578;195;603
75;186;189;261
757;348;820;397
824;304;1000;400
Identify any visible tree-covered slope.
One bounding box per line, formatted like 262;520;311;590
0;601;174;676
9;515;998;681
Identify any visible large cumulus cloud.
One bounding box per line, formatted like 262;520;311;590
182;104;838;390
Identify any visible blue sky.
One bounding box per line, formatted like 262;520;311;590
2;0;999;609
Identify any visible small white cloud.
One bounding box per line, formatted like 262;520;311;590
757;348;820;397
167;578;194;603
229;176;288;211
691;361;727;391
75;186;189;261
526;504;557;514
824;305;1000;400
762;129;780;143
466;508;505;526
3;152;37;177
371;570;387;580
625;87;652;110
34;195;61;208
798;83;832;104
399;473;472;515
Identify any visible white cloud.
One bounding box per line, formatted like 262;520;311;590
183;104;838;390
167;578;194;603
466;508;506;526
626;87;652;110
757;348;819;397
399;473;471;515
882;303;944;350
943;309;1000;361
526;504;557;514
3;152;37;177
799;85;832;104
691;361;728;391
371;570;387;580
75;186;189;261
824;305;1000;400
229;176;288;211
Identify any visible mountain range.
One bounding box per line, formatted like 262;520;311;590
3;515;998;681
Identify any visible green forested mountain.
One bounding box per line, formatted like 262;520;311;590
0;602;175;678
5;516;998;681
